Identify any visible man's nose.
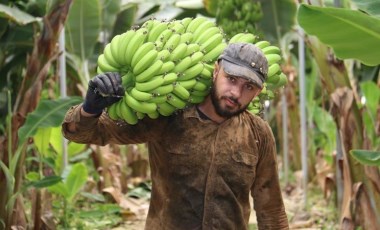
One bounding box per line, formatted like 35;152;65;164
230;85;242;98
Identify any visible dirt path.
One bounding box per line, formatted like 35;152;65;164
114;171;338;229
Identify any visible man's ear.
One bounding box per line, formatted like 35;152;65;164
213;61;220;80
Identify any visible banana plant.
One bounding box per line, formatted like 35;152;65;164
298;2;380;228
0;95;82;229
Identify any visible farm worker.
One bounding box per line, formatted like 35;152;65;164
62;43;289;229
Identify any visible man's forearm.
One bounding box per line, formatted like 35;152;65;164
66;106;99;133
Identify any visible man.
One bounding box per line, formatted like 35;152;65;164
62;43;289;229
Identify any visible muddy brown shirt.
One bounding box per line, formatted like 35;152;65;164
62;104;289;230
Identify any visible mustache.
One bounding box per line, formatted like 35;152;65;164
221;96;241;106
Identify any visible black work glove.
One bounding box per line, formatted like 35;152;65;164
82;72;125;115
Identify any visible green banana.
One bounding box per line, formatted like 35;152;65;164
117;30;136;65
133;49;159;75
265;54;282;65
109;35;123;66
202;42;227;62
195;26;221;44
125;91;157;114
135;75;165;92
190;89;210;97
169;42;188;62
158;61;175;74
199;66;212;79
136;111;146;120
121;72;134;88
103;43;121;68
266;73;281;85
157;102;176;116
162;72;178;84
125;28;149;66
193;20;215;42
147;95;167;104
163;33;181;50
173;56;192;73
170;21;186;34
200;33;224;53
135;59;163;82
180;32;193;44
167;93;187;109
148;22;168;42
273;72;288;88
262;46;281;55
177;78;197;90
188;94;205;104
147;110;160;119
184;43;201;56
186;17;208;33
131;42;156;68
173;82;191;100
181;17;193;28
157;49;171;61
267;63;281;78
193;79;209;91
254;40;270;49
150;83;174;96
179;63;204;81
190;51;204;66
107;103;119;120
228;33;245;43
119;98;138;125
158;29;173;44
97;54;119;73
234;33;256;43
130;87;153;101
141;19;159;31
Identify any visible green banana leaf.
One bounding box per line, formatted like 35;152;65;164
49;163;88;203
103;0;121;37
17;97;82;147
258;0;297;43
65;0;101;60
0;3;38;25
297;4;380;66
350;149;380;166
360;81;380;147
112;3;138;37
352;0;380;18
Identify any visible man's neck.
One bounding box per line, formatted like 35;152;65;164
197;97;226;124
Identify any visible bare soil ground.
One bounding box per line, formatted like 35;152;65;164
113;170;339;230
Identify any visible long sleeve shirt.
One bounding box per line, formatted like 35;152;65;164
62;104;289;230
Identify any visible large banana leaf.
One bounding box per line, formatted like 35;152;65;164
17;97;82;146
258;0;297;43
352;0;380;18
65;0;101;60
0;3;38;25
350;150;380;166
297;4;380;66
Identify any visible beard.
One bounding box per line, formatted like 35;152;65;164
210;84;248;119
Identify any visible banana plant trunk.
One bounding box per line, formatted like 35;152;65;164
308;37;380;229
0;0;72;228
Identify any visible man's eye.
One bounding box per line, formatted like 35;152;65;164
228;76;235;82
245;84;254;90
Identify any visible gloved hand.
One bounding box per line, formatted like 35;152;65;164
82;72;125;115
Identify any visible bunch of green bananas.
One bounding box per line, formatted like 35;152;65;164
227;33;288;115
97;17;228;124
96;17;287;124
210;0;263;40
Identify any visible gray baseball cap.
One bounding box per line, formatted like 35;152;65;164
218;43;268;88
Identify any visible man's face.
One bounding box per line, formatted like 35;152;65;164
210;63;262;118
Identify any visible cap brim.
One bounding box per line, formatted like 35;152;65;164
221;60;264;88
